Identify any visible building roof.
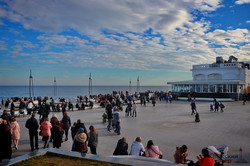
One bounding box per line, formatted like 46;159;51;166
168;80;246;85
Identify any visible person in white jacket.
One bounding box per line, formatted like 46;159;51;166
129;137;145;156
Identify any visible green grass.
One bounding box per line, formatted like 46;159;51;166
11;152;130;166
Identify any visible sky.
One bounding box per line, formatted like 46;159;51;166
0;0;250;86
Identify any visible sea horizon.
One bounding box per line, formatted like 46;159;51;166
0;85;171;100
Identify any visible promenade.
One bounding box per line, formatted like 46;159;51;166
2;100;250;165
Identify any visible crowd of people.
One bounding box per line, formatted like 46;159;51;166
0;92;236;165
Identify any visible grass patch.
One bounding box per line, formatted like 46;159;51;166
11;152;130;166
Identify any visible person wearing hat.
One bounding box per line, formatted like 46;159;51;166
73;128;88;153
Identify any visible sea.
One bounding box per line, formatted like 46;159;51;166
0;85;171;100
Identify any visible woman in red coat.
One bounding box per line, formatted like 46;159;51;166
197;148;214;166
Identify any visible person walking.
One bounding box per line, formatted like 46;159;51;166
73;128;88;153
49;114;59;142
51;120;63;148
145;140;163;159
113;107;121;135
25;113;39;151
88;125;98;154
106;101;113;132
152;97;156;107
61;112;71;141
127;101;132;116
219;102;225;112
190;100;197;115
0;120;12;162
10;118;20;150
214;100;219;112
40;117;52;148
130;137;145;156
27;100;34;115
113;137;129;155
242;93;247;105
10;101;15;117
74;119;88;138
132;100;137;117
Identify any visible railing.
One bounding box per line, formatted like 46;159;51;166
193;63;241;70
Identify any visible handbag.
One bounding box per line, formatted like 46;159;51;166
140;149;146;156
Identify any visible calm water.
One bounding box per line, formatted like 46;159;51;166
0;86;171;100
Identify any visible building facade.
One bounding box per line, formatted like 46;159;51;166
168;56;250;100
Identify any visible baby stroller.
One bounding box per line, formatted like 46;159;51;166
187;145;229;166
102;113;108;123
207;145;229;166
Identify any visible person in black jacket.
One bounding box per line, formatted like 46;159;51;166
10;101;15;117
0;110;11;126
113;137;128;155
61;112;71;141
73;119;88;138
190;100;197;115
106;101;113;132
25;113;39;151
0;120;12;162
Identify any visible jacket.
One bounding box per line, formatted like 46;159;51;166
113;111;120;124
62;115;71;130
40;121;52;136
198;157;214;166
113;138;128;155
10;121;20;140
25;117;39;134
130;141;145;156
88;132;98;147
145;145;162;158
74;132;88;153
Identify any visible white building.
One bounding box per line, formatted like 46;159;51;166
168;56;250;100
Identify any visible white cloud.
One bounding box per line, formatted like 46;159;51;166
235;0;250;5
246;21;250;24
1;0;249;74
0;0;222;34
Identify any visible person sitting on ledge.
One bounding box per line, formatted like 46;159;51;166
196;148;214;166
113;137;128;155
145;140;163;159
129;137;145;156
174;145;188;164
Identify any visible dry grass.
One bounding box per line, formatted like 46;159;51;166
11;152;130;166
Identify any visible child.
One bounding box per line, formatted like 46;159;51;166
219;102;225;112
210;104;214;111
195;113;200;122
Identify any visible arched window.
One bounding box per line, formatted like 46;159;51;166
194;74;205;80
208;73;222;80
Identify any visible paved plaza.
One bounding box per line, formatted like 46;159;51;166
2;100;250;165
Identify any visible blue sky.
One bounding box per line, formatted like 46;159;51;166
0;0;249;86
